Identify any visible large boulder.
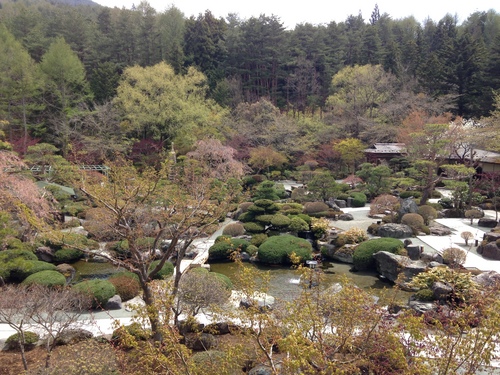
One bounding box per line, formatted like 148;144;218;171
184;332;216;351
338;213;354;221
478;218;498;228
331;244;356;264
408;296;436;315
398;197;418;217
420;252;443;264
474;271;500;287
378;223;413;239
334;199;347;208
432;281;453;301
373;251;427;284
55;263;76;284
483;232;500;242
55;329;93;345
477;242;500;260
35;246;54;263
105;295;122;310
249;366;274;375
429;224;452;236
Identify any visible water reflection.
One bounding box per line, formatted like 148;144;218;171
209;261;412;305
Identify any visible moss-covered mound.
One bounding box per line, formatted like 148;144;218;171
258;235;312;265
353;238;404;271
208;236;251;261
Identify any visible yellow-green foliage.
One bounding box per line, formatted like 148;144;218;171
310;217;329;239
336;227;369;246
409;267;478;301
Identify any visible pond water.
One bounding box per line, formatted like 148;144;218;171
71;260;125;282
210;261;412;305
71;259;412;306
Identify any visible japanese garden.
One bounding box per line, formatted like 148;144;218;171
2;0;500;373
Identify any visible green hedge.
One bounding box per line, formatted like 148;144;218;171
350;192;367;207
353;238;404;271
258;235;312;265
208;238;251;261
22;270;66;287
73;279;116;308
6;331;39;351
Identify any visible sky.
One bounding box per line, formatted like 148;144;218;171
94;0;499;29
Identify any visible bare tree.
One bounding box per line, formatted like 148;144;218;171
28;285;91;369
0;285;37;371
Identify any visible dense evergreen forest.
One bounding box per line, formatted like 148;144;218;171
1;0;500;167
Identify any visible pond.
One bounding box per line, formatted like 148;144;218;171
209;261;413;306
70;259;412;306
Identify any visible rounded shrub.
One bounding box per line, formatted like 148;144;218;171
111;322;150;348
367;223;380;235
250;233;268;247
222;222;245;237
303;202;330;215
208;238;251;261
246;244;258;256
53;247;84;263
0;249;37;262
350;192;367;207
442;247;467;267
399;191;422;199
5;331;39;351
417;205;437;225
258;235;312;265
9;259;57;281
270;214;291;229
288;216;309;233
401;213;425;235
211;272;233;289
109;272;141;301
255;214;274;225
353;238;404;271
149;260;174;280
243;222;265;233
73;279;117;309
22;270;66;287
296;214;312;225
238;202;254;213
279;203;304;215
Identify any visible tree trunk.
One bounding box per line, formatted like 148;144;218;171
139;277;163;342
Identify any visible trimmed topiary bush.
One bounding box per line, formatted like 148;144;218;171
399;191;422;199
270;214;291;230
303;202;330;215
208;238;251;261
73;279;117;309
255;214;274;225
350;192;367;207
246;244;258;256
22;270;66;287
222;222;245;237
417;205;437;225
401;213;425;235
278;203;304;216
243;222;265;233
109;272;141;301
442;247;467;268
288;216;309;233
149;260;174;280
8;259;57;282
250;233;268;247
211;272;233;289
353;238;404;271
258;235;312;265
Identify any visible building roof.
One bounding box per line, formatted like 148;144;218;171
364;143;407;154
